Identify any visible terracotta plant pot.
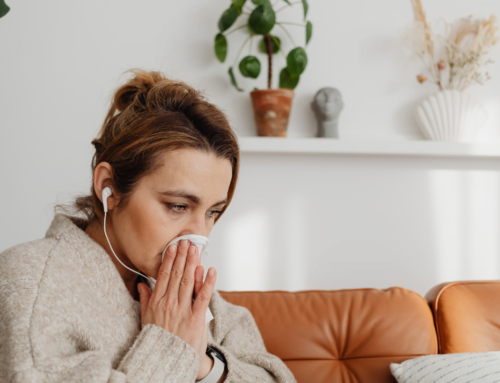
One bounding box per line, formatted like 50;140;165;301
250;89;295;137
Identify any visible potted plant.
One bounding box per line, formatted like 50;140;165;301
214;0;312;137
403;0;499;142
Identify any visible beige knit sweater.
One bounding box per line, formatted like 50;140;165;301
0;214;296;383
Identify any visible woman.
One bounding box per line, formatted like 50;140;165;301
0;69;296;383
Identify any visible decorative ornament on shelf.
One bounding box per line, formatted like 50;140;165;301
213;0;312;137
0;0;10;19
311;87;344;138
403;0;499;142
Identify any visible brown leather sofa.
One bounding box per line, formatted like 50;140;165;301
219;280;500;383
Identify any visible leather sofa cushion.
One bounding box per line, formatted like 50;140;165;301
220;288;437;383
426;280;500;354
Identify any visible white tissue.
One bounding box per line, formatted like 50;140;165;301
155;234;213;324
161;234;209;263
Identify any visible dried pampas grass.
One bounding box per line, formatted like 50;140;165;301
402;0;499;91
406;0;441;89
410;0;432;44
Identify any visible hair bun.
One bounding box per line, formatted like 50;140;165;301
107;68;200;117
98;69;203;140
113;69;168;113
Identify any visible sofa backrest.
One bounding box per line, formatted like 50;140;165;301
219;288;437;383
426;280;500;354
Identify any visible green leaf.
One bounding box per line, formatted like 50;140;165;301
218;7;239;32
259;35;281;54
251;0;271;5
306;21;312;45
214;33;228;63
249;4;276;35
286;47;308;76
231;0;246;14
0;0;10;19
270;35;282;52
283;0;291;4
302;0;309;20
279;67;300;89
228;67;244;92
247;23;255;34
239;55;261;78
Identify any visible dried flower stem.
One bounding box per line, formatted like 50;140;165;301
410;0;443;90
404;1;498;91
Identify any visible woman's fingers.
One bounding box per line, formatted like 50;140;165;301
194;265;204;298
166;239;191;300
152;243;177;301
192;267;217;318
178;245;200;304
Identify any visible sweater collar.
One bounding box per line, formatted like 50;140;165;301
45;214;154;310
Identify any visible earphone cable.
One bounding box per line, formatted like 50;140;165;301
103;211;148;280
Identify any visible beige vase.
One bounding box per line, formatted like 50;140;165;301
250;89;295;137
415;90;488;142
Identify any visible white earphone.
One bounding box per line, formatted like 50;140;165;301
102;186;112;214
102;186;149;280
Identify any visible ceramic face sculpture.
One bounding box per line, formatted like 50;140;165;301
311;87;344;138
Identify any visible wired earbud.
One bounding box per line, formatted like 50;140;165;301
102;186;112;214
102;186;148;280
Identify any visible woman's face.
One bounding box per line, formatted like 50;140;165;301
110;148;233;280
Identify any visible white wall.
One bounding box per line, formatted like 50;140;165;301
1;0;500;296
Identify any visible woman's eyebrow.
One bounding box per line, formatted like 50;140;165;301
161;190;227;206
212;199;228;207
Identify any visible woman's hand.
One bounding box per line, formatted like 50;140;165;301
137;239;217;380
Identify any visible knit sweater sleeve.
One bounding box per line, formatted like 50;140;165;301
114;323;200;382
5;323;199;383
208;292;297;383
0;244;199;383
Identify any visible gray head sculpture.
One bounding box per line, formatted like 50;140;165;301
311;87;344;138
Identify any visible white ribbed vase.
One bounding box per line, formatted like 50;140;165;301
415;90;488;142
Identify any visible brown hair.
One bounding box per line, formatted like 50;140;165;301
61;69;239;225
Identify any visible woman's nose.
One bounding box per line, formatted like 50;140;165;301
179;213;209;237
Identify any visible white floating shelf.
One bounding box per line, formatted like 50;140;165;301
238;137;500;158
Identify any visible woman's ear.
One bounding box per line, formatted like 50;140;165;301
94;162;119;211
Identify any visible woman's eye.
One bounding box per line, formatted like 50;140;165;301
208;210;222;219
167;204;187;213
165;203;221;218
